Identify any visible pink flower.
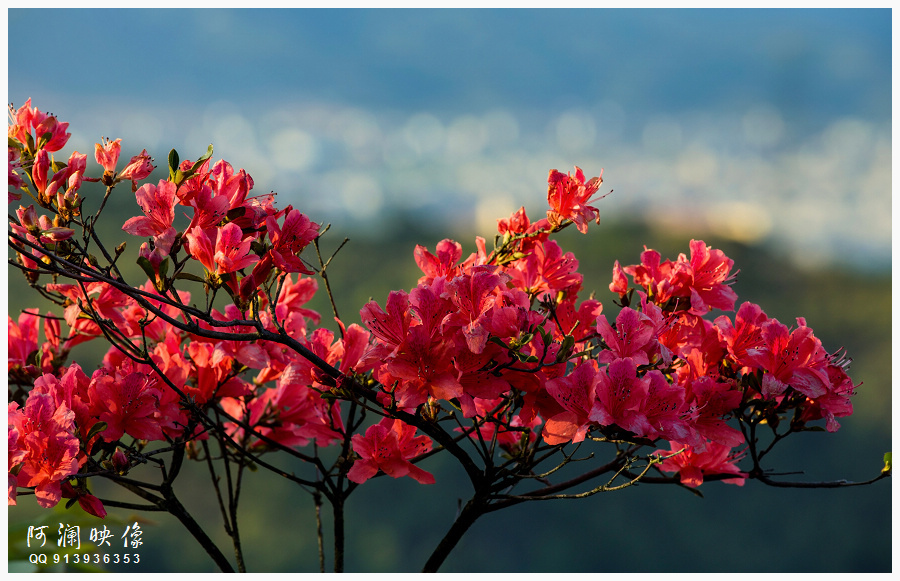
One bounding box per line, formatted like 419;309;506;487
497;206;550;247
185;183;230;231
8;403;28;505
214;222;260;274
743;318;830;400
31;149;49;196
546;166;604;234
94;137;121;173
360;290;413;355
633;370;694;444
88;369;168;442
347;417;435;484
139;235;173;287
19;430;82;508
414;239;463;284
684;240;738;313
8;99;71;153
623;248;690;307
609;260;630;297
122;179;177;239
655;441;746;488
254;359;344;448
543;360;600;444
797;361;857;432
683;376;744;448
386;324;464;404
9;393;83;508
44;280;133;340
441;267;507;354
61;481;107;519
210;160;253;209
8;309;40;375
185;223;259;276
505;240;582;301
714;301;769;369
621;241;737;314
589;357;649;436
118;149;155;187
595;307;657;366
45;151;87;207
9;147;25;199
32;366;96;442
265;208;319;275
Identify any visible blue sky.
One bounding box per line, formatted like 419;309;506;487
8;8;892;269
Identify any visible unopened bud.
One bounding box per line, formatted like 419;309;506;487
111;449;129;473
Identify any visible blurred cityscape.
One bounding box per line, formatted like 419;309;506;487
9;9;891;270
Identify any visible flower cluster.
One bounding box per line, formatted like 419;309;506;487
7;101;334;513
7;99;861;527
355;170;858;487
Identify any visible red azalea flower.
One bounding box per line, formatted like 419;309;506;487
61;481;107;519
347;417;434;485
94;137;121;173
595;307;657;366
543;360;600;445
266;208;319;275
122;179;177;239
414;239;464;284
589;357;649;436
655;441;746;488
10;393;82;508
8;99;71;153
685;239;738;313
88;369;167;442
743;318;830;400
546;166;604;234
118;149;154;185
714;301;769;369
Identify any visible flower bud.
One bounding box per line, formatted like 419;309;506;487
32;149;49;197
15;205;39;232
39;226;75;243
111;448;129;473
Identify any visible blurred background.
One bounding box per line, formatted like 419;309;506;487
8;8;892;573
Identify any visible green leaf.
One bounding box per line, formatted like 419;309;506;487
167;148;180;182
537;325;551;344
136;256;157;283
158;257;169;280
85;421;108;442
226;207;246;222
191;144;214;172
174;272;207;283
37;131;53;149
488;336;508;348
882;452;891;474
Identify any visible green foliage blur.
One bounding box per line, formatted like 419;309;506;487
8;177;890;572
